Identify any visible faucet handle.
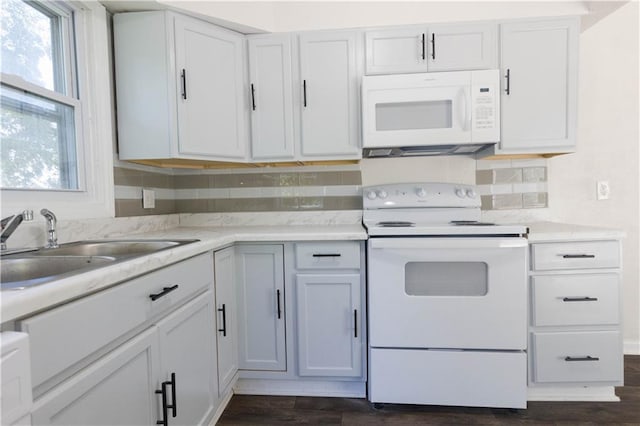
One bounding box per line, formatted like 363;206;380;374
22;210;33;221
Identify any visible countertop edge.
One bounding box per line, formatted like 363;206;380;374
1;226;368;323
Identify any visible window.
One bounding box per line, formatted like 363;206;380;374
1;0;81;190
0;1;114;220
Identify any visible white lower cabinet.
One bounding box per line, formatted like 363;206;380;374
214;247;239;393
31;327;161;425
17;253;220;426
233;241;367;397
528;239;623;394
156;292;217;426
295;273;362;377
31;292;218;426
235;245;286;371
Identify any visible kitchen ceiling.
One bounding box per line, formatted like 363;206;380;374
99;1;629;33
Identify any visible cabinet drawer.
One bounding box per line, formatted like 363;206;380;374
531;241;620;271
295;242;360;270
19;252;212;389
531;274;620;326
531;331;622;384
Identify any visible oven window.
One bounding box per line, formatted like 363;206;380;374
375;100;452;131
405;262;488;296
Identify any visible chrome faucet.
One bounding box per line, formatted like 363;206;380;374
1;210;34;251
40;208;59;249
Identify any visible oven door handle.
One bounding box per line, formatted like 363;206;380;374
369;238;527;250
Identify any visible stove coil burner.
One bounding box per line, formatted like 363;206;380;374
376;221;415;228
450;220;496;226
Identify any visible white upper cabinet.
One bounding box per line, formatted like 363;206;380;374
427;23;497;71
365;23;497;74
365;27;429;74
248;35;296;161
298;31;362;159
489;17;579;155
114;11;248;162
174;16;247;159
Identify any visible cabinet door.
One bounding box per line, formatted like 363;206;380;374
214;247;238;393
236;245;286;371
157;292;217;426
427;23;497;71
365;27;429;75
296;274;362;377
299;32;361;159
31;328;160;426
500;18;578;152
174;15;247;159
248;35;295;160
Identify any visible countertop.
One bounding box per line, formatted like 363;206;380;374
1;221;625;323
526;221;626;243
1;224;367;323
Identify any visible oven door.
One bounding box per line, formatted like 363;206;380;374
368;237;527;350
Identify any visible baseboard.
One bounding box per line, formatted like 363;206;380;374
233;378;366;398
624;339;640;355
208;389;234;426
527;386;619;402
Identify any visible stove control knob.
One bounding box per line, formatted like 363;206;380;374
366;190;377;200
466;189;477;199
455;187;466;198
415;187;427;198
377;190;388;199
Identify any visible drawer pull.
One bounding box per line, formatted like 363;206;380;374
561;254;596;259
564;355;600;362
149;285;179;301
312;253;341;258
563;296;598;302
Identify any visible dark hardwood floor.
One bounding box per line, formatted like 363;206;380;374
218;355;640;425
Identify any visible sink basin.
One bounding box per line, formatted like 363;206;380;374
1;256;116;290
1;239;199;290
30;240;196;257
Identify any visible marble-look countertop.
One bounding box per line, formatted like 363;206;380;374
1;224;367;323
526;221;626;243
2;220;625;323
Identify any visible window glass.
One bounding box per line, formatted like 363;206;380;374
1;0;78;190
0;0;60;92
1;85;78;189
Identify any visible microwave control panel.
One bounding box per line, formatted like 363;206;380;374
470;69;500;142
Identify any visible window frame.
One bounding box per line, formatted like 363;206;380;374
1;0;114;220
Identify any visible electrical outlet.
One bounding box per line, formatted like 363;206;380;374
142;189;156;209
596;181;610;200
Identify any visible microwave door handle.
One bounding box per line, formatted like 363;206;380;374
458;89;469;131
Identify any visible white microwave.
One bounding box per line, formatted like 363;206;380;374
362;70;500;157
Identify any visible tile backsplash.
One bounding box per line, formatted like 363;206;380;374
114;164;362;217
476;158;548;210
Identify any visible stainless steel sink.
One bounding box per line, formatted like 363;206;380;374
1;256;117;290
1;239;199;290
29;240;195;257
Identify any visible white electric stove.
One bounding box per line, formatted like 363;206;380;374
364;182;529;409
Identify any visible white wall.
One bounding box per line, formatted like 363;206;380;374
547;2;639;353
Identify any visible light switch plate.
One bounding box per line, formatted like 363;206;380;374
596;181;610;200
142;189;156;208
